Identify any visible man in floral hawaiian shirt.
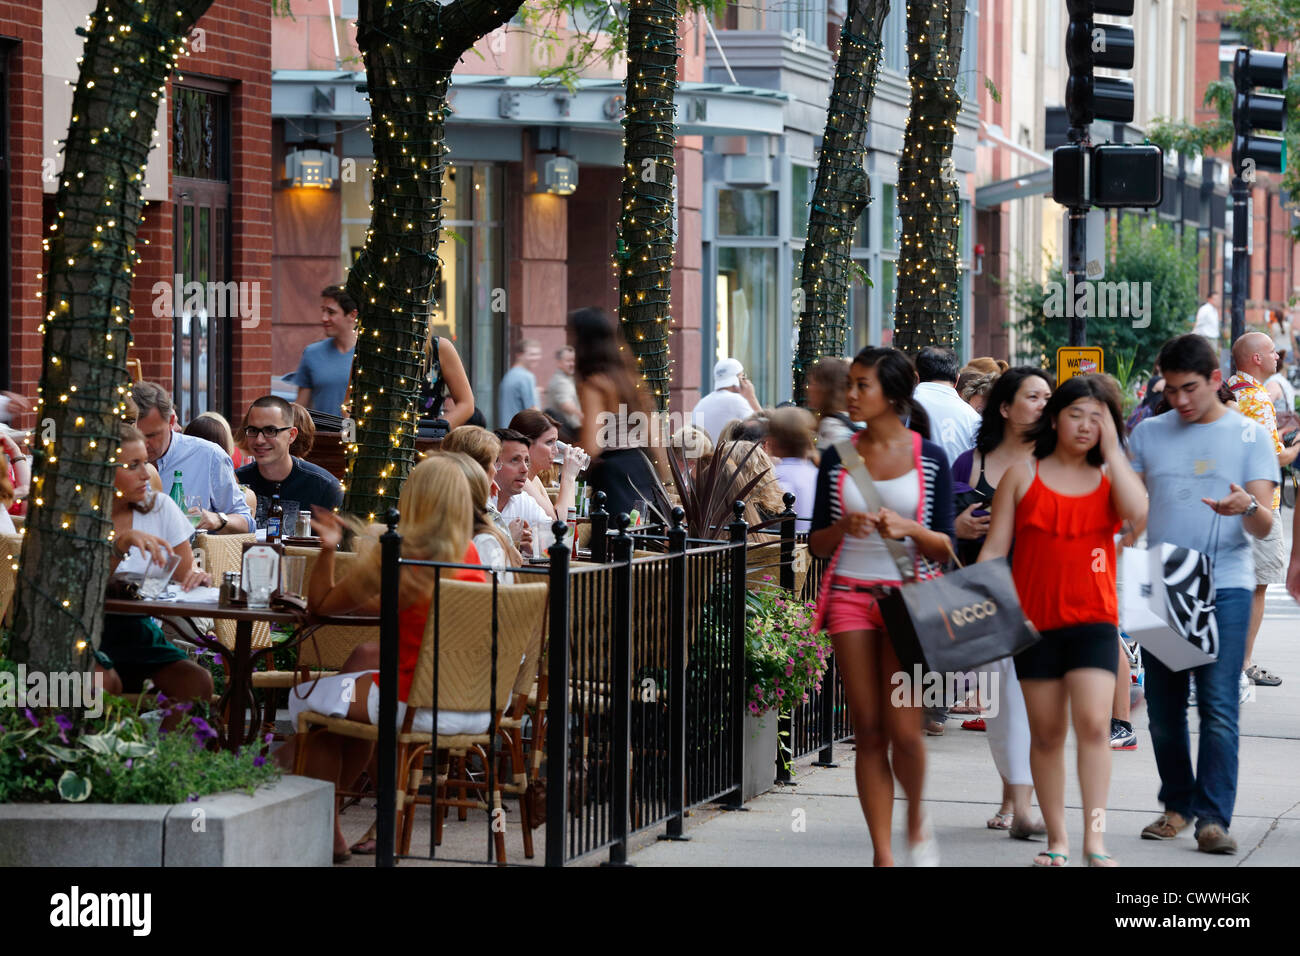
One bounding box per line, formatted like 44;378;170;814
1228;332;1300;689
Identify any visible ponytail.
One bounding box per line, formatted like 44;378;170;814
902;398;931;440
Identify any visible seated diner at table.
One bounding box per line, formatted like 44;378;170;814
101;423;213;721
276;454;489;861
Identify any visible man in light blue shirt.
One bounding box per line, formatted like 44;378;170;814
132;382;253;534
497;338;541;428
1126;334;1278;856
288;285;358;417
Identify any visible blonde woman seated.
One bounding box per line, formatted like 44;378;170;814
446;451;522;582
443;425;511;535
276;455;489;862
716;439;786;531
670;425;713;478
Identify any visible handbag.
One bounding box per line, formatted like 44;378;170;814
833;440;1040;674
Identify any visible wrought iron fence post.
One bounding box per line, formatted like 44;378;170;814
815;653;839;768
545;520;571;867
660;507;690;841
776;493;796;785
376;509;401;868
604;513;635;865
591;491;609;563
722;501;749;810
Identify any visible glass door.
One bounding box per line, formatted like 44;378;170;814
172;84;231;422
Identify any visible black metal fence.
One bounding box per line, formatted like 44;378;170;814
368;489;853;867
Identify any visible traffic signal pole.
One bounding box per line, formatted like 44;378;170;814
1230;174;1249;345
1067;129;1091;347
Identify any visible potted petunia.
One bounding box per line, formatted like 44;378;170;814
742;579;832;800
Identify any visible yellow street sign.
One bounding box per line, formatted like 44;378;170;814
1056;347;1104;386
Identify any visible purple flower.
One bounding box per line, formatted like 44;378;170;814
189;717;217;744
263;732;274;745
253;754;267;768
23;707;39;728
172;702;193;712
125;759;133;769
17;747;26;760
54;713;73;744
188;793;199;802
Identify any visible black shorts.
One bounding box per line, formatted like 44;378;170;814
1014;622;1120;681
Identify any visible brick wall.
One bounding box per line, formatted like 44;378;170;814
4;0;271;427
0;1;43;422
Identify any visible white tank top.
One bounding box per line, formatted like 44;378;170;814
836;469;919;582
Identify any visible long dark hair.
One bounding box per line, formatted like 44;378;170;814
569;307;650;417
1027;374;1125;466
975;366;1054;454
850;347;930;440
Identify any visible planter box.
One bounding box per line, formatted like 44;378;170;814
0;775;334;867
742;712;780;802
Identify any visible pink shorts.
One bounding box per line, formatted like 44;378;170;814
824;576;897;635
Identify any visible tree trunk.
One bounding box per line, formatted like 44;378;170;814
892;0;965;355
616;0;680;414
342;0;525;519
792;0;891;401
6;0;213;678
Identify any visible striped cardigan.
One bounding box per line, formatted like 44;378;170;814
810;429;956;633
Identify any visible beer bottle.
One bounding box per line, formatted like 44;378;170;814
267;494;284;543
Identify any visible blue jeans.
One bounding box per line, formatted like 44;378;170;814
1142;587;1250;832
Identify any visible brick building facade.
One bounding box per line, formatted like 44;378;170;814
1;0;272;429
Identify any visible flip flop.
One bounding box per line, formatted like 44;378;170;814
1087;853;1118;867
987;811;1014;830
1032;851;1068;867
350;821;378;856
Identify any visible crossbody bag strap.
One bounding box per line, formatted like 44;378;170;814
833;438;915;581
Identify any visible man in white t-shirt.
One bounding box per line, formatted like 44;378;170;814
494;427;550;556
1193;295;1221;344
912;347;981;468
692;357;761;443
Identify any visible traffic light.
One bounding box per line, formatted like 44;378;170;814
1233;48;1288;178
1066;0;1137;127
1053;143;1163;208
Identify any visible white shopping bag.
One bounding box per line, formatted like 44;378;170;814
1119;544;1218;671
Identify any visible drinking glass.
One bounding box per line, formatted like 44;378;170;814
280;555;307;599
243;546;279;609
532;520;553;560
183;495;203;530
139;553;181;599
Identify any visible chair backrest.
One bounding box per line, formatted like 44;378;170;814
290;549;378;669
405;578;548;713
0;533;22;624
195;532;257;578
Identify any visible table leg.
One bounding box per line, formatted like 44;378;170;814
225;620;253;752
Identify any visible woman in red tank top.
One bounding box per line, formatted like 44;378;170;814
978;375;1147;867
277;454;488;861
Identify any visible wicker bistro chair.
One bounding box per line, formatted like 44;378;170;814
0;533;22;623
294;578;548;863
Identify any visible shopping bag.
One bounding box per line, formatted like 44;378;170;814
877;560;1041;673
1118;543;1218;671
831;439;1039;674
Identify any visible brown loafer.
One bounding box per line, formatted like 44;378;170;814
1195;824;1238;854
1141;811;1190;840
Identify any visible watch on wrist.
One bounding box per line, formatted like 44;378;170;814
216;512;229;531
1243;498;1259;518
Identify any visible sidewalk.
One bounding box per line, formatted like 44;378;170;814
628;585;1300;868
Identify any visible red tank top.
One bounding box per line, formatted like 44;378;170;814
391;542;487;702
1011;465;1121;632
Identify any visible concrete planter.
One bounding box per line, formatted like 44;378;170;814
741;712;780;802
0;775;334;867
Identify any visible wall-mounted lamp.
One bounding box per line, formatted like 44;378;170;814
535;154;578;196
284;147;340;189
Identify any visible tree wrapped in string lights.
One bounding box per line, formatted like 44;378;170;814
342;0;525;518
616;0;681;413
6;0;214;678
892;0;965;354
792;0;891;401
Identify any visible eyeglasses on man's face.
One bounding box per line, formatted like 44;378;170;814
244;425;293;440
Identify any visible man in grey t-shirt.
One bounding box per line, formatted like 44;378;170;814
1125;334;1278;856
497;338;541;428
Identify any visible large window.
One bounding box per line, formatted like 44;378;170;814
172;83;231;423
716;247;779;404
719;188;778;236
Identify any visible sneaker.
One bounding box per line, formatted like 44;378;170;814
1245;664;1282;686
1239;670;1254;705
924;720;945;736
1195;823;1238;855
1109;719;1137;750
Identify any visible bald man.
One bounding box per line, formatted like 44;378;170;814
1227;332;1300;690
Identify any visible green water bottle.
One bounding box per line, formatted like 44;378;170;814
168;471;184;507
